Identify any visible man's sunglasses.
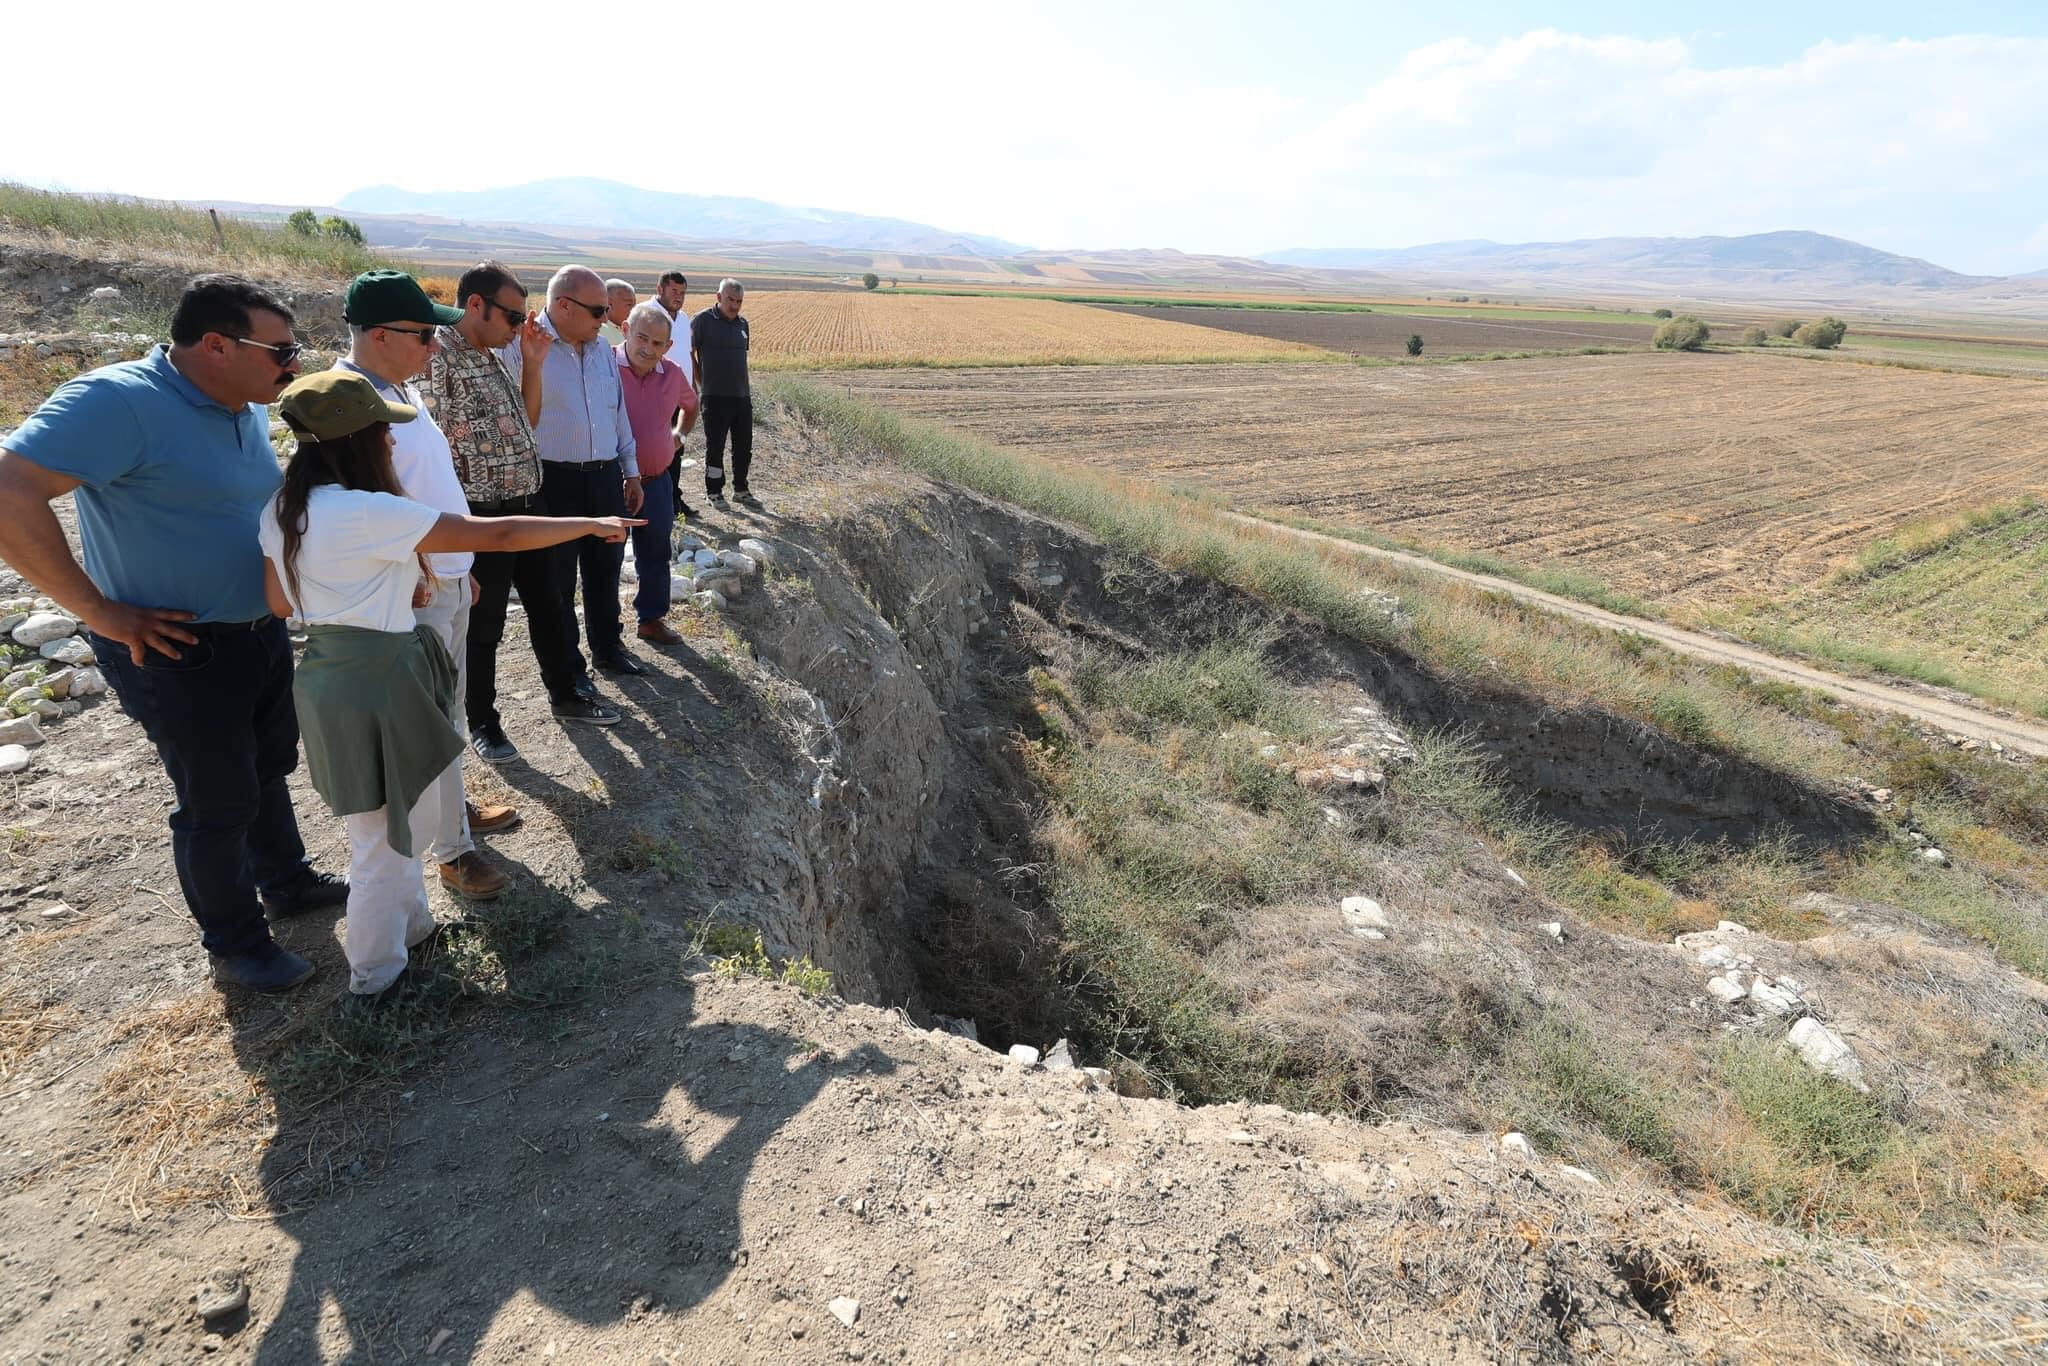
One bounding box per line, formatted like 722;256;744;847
233;336;304;366
562;299;610;320
487;298;529;324
378;325;437;345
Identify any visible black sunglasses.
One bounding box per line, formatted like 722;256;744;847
487;298;529;324
378;324;437;344
233;335;304;366
562;299;609;320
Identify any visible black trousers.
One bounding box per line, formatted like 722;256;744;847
467;494;584;721
89;620;310;958
538;459;627;673
702;394;753;495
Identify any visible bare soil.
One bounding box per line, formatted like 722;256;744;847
811;354;2048;606
1090;305;1693;356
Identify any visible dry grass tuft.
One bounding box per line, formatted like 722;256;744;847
0;989;72;1083
87;996;276;1217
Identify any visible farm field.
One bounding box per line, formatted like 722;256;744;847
1093;303;1693;357
734;291;1332;368
813;353;2048;613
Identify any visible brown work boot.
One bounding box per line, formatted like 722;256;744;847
465;799;521;834
637;618;683;645
437;851;509;900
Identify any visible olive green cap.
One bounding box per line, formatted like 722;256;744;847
278;370;417;442
343;269;464;327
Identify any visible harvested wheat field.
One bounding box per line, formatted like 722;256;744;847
1094;302;1684;356
739;290;1333;368
818;352;2048;606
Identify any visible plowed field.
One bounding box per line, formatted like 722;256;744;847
1093;304;1707;357
815;353;2048;606
737;292;1331;368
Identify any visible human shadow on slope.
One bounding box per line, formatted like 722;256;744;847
244;949;891;1363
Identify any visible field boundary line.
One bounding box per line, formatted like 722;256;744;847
1220;509;2048;758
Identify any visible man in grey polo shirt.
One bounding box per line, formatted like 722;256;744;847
501;265;645;682
691;278;754;505
0;275;347;993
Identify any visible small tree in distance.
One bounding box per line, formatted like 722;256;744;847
320;215;366;246
1653;315;1711;351
1740;326;1769;347
1652;307;1674;319
1770;319;1802;338
1405;334;1424;357
285;209;319;236
1791;317;1848;349
861;272;880;291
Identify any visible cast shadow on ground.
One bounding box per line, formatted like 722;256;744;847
223;874;887;1362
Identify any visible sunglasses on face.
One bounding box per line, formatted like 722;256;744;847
233;335;304;366
562;298;610;320
378;325;437;344
487;298;529;324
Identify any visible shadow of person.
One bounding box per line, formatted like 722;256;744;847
245;948;894;1363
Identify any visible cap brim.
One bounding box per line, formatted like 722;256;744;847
431;302;465;324
381;397;419;424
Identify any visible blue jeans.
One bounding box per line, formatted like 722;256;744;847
632;467;676;624
90;620;312;957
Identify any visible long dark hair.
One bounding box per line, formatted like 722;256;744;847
273;422;403;608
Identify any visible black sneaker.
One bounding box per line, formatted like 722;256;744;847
572;676;600;702
594;651;645;677
551;695;622;726
261;869;349;920
470;723;518;764
210;941;316;994
677;501;697;519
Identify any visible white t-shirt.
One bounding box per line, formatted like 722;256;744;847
259;487;443;633
656;299;696;389
335;361;473;578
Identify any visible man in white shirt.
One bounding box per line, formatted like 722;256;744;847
337;271;517;900
651;270;699;519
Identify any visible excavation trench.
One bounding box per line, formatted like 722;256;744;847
716;479;1876;1048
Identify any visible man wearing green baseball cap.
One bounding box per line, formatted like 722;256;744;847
335;270;518;902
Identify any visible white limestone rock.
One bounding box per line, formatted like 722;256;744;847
718;550;759;575
1007;1044;1041;1067
39;637;92;665
1340;895;1391;937
1787;1017;1870;1093
1696;944;1740;971
1499;1132;1534;1159
0;715;45;748
0;743;28;774
692;591;728;612
61;667;105;698
1748;979;1804;1018
1706;975;1748;1005
11;613;77;648
736;537;775;564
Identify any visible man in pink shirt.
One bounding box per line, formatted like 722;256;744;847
616;302;691;644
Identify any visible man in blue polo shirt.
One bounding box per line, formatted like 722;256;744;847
0;274;347;993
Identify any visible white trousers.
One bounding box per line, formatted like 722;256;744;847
413;579;474;866
343;789;443;995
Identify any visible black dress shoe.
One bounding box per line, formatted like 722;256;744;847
594;651;646;677
210;941;316;993
261;869;349;919
573;676;600;702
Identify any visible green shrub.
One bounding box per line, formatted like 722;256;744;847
1720;1038;1889;1169
1652;307;1674;319
1652;315;1711;351
1792;317;1848;349
1740;326;1769;347
861;272;880;291
1405;333;1423;357
1769;319;1802;338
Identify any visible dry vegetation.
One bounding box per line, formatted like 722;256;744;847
738;290;1332;368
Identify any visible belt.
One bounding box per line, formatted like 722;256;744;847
186;616;277;637
469;495;538;514
541;457;621;469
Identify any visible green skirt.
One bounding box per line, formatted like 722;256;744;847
294;623;460;858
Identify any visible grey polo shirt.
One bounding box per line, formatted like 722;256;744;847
691;308;751;399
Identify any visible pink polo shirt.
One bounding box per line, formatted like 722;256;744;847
615;344;689;481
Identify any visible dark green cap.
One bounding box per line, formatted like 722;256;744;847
343;269;464;327
279;370;417;442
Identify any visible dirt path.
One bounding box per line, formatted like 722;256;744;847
1223;509;2048;757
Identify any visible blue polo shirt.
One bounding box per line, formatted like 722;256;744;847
3;347;279;623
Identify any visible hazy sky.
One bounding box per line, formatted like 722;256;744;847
8;0;2046;273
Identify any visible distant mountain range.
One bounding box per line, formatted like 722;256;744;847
1265;231;1990;293
337;178;1027;258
